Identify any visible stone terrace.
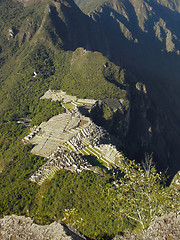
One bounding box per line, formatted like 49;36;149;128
26;111;124;184
26;112;90;157
26;90;124;185
30;147;93;185
28;118;108;184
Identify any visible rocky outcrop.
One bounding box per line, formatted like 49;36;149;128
0;215;86;240
113;212;180;240
1;213;179;240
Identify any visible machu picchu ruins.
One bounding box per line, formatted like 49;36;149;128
24;90;124;185
29;146;93;185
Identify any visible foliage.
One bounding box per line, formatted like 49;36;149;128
19;45;55;79
0;43;67;121
0;1;179;240
0;135;179;239
0;143;45;216
60;49;128;100
0;122;28;170
0;0;45;64
74;0;106;14
0;0;129;123
30;99;65;125
100;102;114;120
31;170;126;239
62;208;84;227
114;155;180;231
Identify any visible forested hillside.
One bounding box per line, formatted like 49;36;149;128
0;0;179;239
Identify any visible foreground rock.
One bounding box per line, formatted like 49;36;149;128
113;212;180;240
0;215;86;240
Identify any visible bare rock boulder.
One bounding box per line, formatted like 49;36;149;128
0;215;86;240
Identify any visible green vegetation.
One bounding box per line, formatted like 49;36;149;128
0;0;129;123
61;48;128;100
0;0;45;64
32;171;125;239
0;143;46;216
63;102;75;110
74;0;107;14
101;102;114;120
0;26;129;171
0;145;125;239
0;148;179;239
0;122;27;170
114;155;180;232
0;2;179;240
0;5;129;168
0;42;68;121
30;99;65;125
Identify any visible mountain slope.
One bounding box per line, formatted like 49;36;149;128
0;0;129;170
74;0;106;13
75;0;180;177
0;0;179;176
0;1;180;239
75;0;180;13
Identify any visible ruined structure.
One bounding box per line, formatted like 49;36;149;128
24;91;124;185
30;147;93;185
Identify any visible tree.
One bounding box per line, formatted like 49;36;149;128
115;155;180;230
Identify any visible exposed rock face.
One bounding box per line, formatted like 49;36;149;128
1;213;179;240
113;212;180;240
0;215;86;240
